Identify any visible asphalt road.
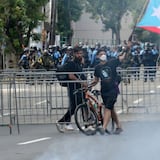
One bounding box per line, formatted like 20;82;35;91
1;72;160;160
1;120;160;160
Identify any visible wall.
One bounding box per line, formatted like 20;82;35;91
72;11;133;46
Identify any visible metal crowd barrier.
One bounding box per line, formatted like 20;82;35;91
1;66;160;134
118;66;160;113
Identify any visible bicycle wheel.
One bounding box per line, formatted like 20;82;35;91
74;102;98;135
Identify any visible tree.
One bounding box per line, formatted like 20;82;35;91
85;0;146;44
56;0;84;45
0;0;48;56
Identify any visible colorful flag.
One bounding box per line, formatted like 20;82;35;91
137;0;160;34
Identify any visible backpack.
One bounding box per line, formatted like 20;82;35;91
56;64;69;87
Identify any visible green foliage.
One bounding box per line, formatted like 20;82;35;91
128;0;146;24
31;33;41;42
85;0;146;44
0;0;48;55
56;0;84;44
0;0;84;55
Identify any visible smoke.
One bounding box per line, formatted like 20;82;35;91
34;133;108;160
34;121;160;160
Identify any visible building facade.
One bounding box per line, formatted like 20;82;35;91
30;2;133;48
72;11;133;46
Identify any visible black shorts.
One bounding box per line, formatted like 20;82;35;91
101;91;118;110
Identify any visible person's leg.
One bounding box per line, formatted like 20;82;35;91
144;65;148;82
102;108;111;129
57;86;73;123
111;108;123;134
56;88;71;132
64;87;84;130
57;87;75;131
96;94;113;135
98;92;123;134
59;86;83;121
137;67;140;80
111;109;122;129
58;111;71;123
149;65;154;81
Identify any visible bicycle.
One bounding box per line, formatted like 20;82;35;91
74;87;114;136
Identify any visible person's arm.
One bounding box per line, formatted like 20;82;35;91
18;55;24;65
90;76;99;87
68;74;79;80
118;52;127;62
69;74;88;88
61;54;66;65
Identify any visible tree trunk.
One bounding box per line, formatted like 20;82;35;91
0;52;2;69
49;0;56;45
111;30;115;45
115;28;121;45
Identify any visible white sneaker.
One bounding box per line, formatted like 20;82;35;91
56;121;64;133
86;125;95;131
64;124;74;131
81;125;95;131
81;126;96;135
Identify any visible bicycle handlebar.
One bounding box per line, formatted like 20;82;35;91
73;86;92;95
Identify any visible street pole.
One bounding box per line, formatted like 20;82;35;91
49;0;56;45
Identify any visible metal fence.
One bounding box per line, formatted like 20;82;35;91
1;67;160;133
71;38;120;47
118;66;160;114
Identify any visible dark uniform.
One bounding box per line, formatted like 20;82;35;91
142;48;155;82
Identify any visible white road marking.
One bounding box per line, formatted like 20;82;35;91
2;88;29;92
17;137;51;145
133;98;143;104
157;85;160;88
0;112;15;118
150;90;155;93
35;100;47;105
117;98;143;114
116;109;123;114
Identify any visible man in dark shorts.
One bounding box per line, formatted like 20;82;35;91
91;49;126;135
